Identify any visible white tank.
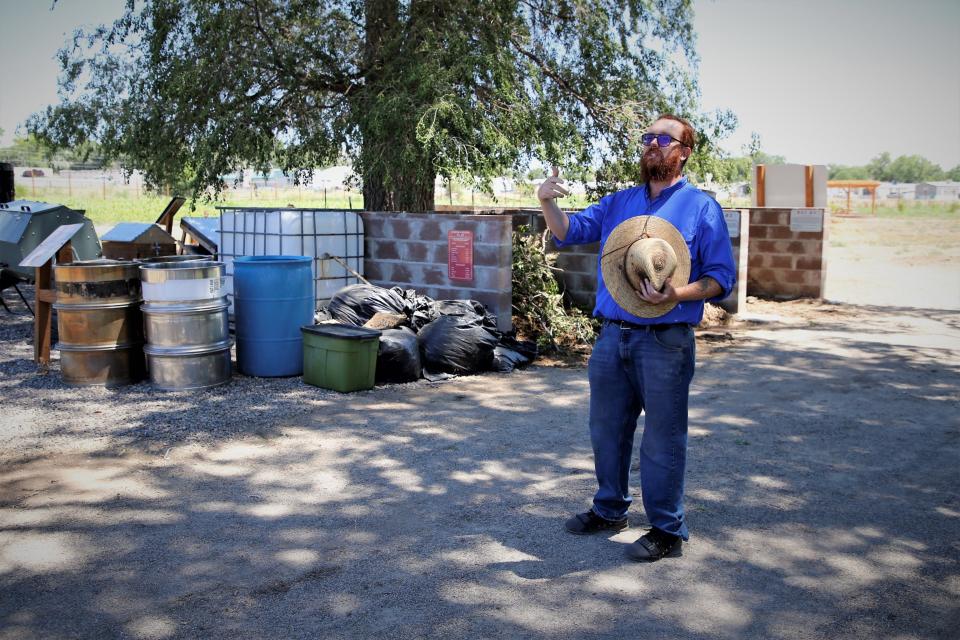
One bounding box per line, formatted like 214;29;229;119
218;208;364;313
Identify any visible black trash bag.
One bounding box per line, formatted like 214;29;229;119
491;346;530;372
409;294;440;332
327;284;410;326
376;327;421;384
418;314;500;375
498;335;539;362
434;299;499;332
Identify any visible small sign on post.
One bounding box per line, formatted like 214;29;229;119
447;230;474;282
789;208;824;233
19;223;85;370
723;210;741;238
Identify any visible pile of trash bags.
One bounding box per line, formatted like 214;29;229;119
322;284;537;383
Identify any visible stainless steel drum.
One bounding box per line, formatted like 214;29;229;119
140;260;232;390
53;259;146;386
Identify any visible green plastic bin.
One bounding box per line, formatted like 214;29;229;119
301;324;382;392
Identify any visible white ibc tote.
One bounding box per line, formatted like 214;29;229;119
218;208;364;313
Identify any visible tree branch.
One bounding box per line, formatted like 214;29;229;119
508;36;604;126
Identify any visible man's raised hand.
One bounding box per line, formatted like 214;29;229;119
537;166;571;202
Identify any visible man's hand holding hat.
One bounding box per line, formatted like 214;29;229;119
637;277;678;305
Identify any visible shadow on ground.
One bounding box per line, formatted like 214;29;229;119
1;289;959;639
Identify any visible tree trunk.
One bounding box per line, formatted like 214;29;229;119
361;151;436;212
360;0;436;212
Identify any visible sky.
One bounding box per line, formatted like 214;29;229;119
1;0;958;169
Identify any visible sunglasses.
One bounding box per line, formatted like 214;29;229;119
640;133;684;147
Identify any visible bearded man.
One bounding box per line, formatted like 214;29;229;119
536;114;736;561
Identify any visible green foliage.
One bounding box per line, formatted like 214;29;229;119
884;154;945;183
29;0;725;211
828;164;870;180
0;135;106;170
829;200;958;219
512;226;596;352
829;151;953;183
709;155;752;184
866;152;892;181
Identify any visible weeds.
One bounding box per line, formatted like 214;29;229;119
512;226;597;352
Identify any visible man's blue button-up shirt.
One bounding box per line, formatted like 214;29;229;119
556;177;737;325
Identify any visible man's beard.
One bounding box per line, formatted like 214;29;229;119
640;146;684;183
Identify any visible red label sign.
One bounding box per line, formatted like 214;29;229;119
447;230;474;281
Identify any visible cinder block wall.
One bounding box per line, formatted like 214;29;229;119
746;207;828;298
513;208;748;314
361;211;513;331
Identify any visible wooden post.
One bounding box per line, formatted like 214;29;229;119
805;165;814;207
871;187;876;215
846;187;851;213
755;165;766;207
34;261;53;367
33;241;72;368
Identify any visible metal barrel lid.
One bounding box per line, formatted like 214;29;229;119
139;260;224;282
54;259;140;283
301;323;382;340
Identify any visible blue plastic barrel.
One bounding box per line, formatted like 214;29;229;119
234;256;313;376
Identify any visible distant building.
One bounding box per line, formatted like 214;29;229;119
877;183;916;199
916;181;960;201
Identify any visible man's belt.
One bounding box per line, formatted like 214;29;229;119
600;318;690;331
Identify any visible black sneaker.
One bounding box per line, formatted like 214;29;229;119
624;528;683;561
564;510;628;535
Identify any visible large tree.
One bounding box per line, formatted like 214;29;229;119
29;0;730;211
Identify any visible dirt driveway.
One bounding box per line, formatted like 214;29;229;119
1;293;958;639
1;215;959;639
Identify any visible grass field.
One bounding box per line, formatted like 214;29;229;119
22;186;596;226
21;187;363;225
17;185;959;227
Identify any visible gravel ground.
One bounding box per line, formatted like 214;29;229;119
0;287;340;452
1;284;959;640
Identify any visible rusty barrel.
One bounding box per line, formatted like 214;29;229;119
53;259;146;386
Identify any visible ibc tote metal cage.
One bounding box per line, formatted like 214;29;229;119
217;207;365;313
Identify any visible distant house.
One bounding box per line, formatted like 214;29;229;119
880;183;916;199
916;181;960;201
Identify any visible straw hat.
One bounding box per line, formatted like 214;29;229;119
599;216;691;318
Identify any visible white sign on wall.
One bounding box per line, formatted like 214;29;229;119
789;208;823;233
723;210;740;238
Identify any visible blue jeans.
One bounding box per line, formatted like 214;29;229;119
587;322;696;540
